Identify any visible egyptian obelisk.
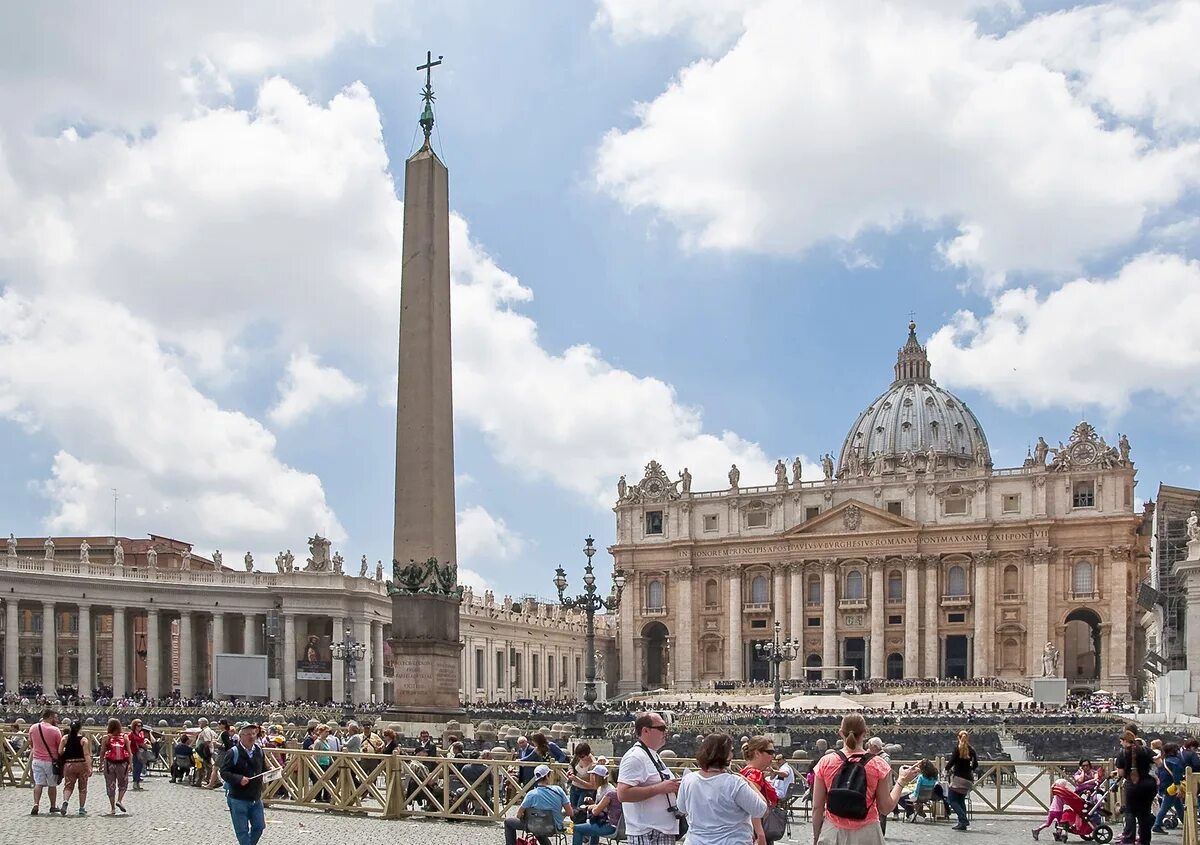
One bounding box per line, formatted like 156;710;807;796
387;52;463;716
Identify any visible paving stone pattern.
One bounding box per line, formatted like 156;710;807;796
1;780;1068;844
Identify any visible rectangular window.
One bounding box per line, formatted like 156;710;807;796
1002;493;1020;514
750;619;767;629
645;510;664;535
948;612;966;623
547;655;554;689
747;511;768;528
32;613;43;634
944;497;967;515
888;615;902;625
575;656;581;683
496;651;505;688
562;655;568;686
886;501;903;516
475;649;485;689
805;506;820;521
807;617;820;627
514;654;523;687
1073;481;1095;508
703;514;719;532
532;661;539;689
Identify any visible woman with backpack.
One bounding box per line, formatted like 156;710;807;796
57;721;91;815
99;718;131;815
1152;742;1183;834
945;730;979;831
811;714;918;845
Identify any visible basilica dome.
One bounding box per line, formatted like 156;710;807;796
837;322;990;478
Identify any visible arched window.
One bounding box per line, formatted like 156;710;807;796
751;575;769;604
886;653;904;680
1002;564;1019;596
947;565;967;597
1072;561;1095;595
646;580;664;609
807;574;821;605
704;579;719;608
887;570;903;601
845;570;864;600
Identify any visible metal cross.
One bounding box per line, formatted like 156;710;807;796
418;51;442;101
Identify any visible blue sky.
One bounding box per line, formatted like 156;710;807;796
1;0;1198;599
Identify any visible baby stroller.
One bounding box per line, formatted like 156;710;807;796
1052;781;1113;843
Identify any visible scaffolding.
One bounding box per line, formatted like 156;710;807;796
1150;484;1200;671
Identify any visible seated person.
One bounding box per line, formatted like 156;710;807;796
1073;759;1104;792
171;735;194;783
898;760;943;820
504;764;572;845
573;765;622;845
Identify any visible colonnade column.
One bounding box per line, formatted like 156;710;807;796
726;566;742;681
371;622;385;704
618;588;636;693
903;556;920;679
821;559;837;673
243;614;256;655
211;612;226;695
1108;546;1130;684
178;611;193;698
1027;549;1050;676
331;618;346;704
675;567;694;690
772;563;787;641
5;600;19;689
972;553;992;676
112;607;127;697
41;601;56;693
787;563;803;680
146;609;160;700
355;617;372;704
282;613;296;701
923;557;939;678
77;604;93;699
869;558;885;679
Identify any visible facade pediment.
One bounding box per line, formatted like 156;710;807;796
783;499;919;536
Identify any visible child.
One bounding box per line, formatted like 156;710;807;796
1033;779;1073;840
170;735;193;784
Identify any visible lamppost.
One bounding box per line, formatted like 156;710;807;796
330;627;367;723
554;536;625;738
754;620;800;729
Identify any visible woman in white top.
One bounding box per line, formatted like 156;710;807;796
568;741;599;807
678;733;770;845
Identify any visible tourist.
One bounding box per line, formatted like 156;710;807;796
811;713;917;845
519;734;545;785
1073;759;1103;792
770;753;796;801
362;722;383;752
99;717;131;815
573;764;621;845
197;717;218;785
313;725;333;803
616;712;682;845
1032;778;1073;840
1152;743;1184;834
343;722;363;753
741;735;779;844
678;733;768;845
531;731;567;763
209;719;232;789
221;722;267;845
57;720;91;815
1117;730;1155;844
504;763;572;845
27;707;62;816
128;718;153;791
897;760;942;821
568;742;599;807
171;733;194;783
944;730;978;831
413;728;437;756
866;737;892;834
380;727;400;755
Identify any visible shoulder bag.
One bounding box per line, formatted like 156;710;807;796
38;724;64;779
637;742;687;838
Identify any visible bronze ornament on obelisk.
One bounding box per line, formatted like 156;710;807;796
385;52;464;717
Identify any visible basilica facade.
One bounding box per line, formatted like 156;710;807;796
612;323;1149;696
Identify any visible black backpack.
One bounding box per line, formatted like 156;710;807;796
825;750;876;820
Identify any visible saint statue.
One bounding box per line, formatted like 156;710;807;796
244;551;253;572
113;543;125;567
44;536;55;560
775;459;788;485
181;550;191;571
212;549;222;568
1119;434;1131;465
617;475;627;500
1187;510;1200;544
360;554;369;577
1041;642;1060;677
974;441;988;468
79;539;90;564
869;451;886;476
7;533;17;559
1033;436;1049;466
332;551;344;574
925;444;938;472
792;457;802;485
284;549;295;572
274;552;284;572
728;464;740;489
147;546;158;569
375;560;383;581
821;453;834;481
678;467;692;495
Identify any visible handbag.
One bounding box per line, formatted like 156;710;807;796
949;775;974;794
763;806;788;841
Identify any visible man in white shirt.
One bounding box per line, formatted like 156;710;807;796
771;753;796;798
617;712;681;845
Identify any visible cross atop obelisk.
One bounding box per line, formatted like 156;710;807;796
417;51;443;147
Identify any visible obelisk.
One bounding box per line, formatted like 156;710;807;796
387;52;463;717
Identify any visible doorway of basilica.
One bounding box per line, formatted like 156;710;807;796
748;640;771;683
1064;608;1102;682
843;637;865;679
642;622;668;688
945;635;969;678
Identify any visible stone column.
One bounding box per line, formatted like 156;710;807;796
1108;546;1130;687
618;589;637;694
282;613;296;701
869;558;885;679
372;622;385;704
788;563;803;680
211;612;225;695
674;567;694;689
41;601;56;694
821;559;837;674
112;607;127;697
4;599;18;688
331;618;346;705
772;563;787;637
726;566;743;681
178;611;193;698
146;609;160;700
972;553;992;676
904;556;920;679
1027;549;1050;676
923;557;939;678
243;614;256;655
77;604;93;698
356;617;372;703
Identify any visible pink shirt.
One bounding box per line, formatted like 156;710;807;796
28;722;63;762
814;750;893;831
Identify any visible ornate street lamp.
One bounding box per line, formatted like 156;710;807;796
330;627;367;723
554;536;625;738
754;620;800;729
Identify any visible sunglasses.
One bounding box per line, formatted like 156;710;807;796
762;748;777;754
645;725;668;732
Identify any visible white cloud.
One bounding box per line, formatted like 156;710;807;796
927;252;1200;413
457;505;526;563
595;0;753;49
456;568;493;594
595;0;1200;283
0;290;344;548
269;346;365;427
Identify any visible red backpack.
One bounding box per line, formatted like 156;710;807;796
105;733;130;762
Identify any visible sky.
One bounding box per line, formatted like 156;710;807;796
1;0;1199;601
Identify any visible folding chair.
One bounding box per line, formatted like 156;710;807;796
525;807;566;845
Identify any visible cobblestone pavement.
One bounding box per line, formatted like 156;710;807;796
0;781;1093;844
